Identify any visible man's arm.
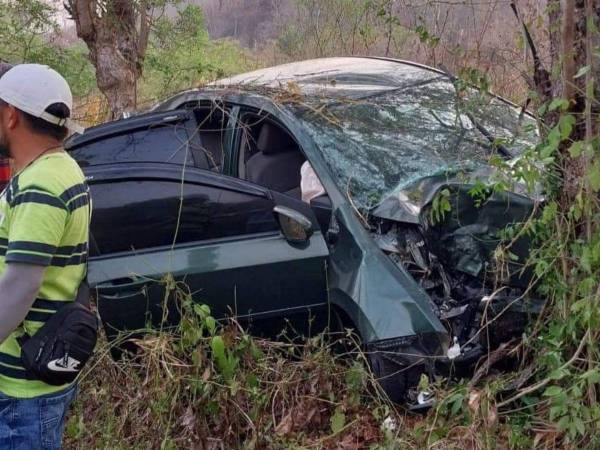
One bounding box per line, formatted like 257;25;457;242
0;263;45;344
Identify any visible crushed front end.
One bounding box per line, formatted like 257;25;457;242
367;177;543;403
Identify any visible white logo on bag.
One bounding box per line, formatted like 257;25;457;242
47;356;81;373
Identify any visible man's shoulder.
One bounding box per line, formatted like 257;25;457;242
17;152;85;198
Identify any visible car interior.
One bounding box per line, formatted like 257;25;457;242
190;106;231;172
237;115;306;199
235;114;335;233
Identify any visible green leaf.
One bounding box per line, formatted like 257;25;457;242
193;303;211;319
568;141;584;158
543;385;563;397
449;393;464;415
557;415;570;431
548;368;568;380
205;316;216;335
573;416;586;436
558;114;576;139
581;369;600;384
587;160;600;191
250;343;264;360
574;65;590;78
330;408;346;434
246;373;259;388
581;247;593;273
210;336;226;362
548;98;569;112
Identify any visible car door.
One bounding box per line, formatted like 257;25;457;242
86;164;330;343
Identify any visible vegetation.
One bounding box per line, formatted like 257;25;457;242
1;0;600;448
0;1;258;121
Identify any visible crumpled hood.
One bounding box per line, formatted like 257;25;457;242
371;168;542;225
371;170;541;285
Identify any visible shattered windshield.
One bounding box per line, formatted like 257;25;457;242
294;75;538;209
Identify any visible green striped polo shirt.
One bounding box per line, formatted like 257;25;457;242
0;151;90;398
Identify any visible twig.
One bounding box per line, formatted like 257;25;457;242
497;329;590;408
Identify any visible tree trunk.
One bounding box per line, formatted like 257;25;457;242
93;38;137;119
66;0;149;119
531;0;598;201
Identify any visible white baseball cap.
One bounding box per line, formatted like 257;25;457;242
0;64;84;134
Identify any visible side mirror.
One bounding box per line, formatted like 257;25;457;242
273;205;314;245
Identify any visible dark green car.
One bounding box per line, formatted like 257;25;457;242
66;57;541;403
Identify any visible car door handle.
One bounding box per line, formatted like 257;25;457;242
95;276;149;299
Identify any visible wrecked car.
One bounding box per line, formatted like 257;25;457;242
65;57;542;403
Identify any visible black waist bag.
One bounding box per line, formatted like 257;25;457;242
19;281;98;386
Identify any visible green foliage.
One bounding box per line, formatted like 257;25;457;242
0;0;96;97
497;101;600;445
414;24;440;48
210;335;239;382
63;276;399;448
1;2;257;111
139;4;259;103
429;188;452;224
467;179;492;207
456;66;491;93
330;407;346;433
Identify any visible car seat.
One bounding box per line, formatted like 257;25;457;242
245;122;305;197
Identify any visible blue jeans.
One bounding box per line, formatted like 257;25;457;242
0;384;76;450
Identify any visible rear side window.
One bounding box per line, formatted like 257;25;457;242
70;123;200;168
89;179;278;255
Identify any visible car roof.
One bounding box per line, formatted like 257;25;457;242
214;56;443;88
159;57;446;106
156;56;527;117
65;109;191;150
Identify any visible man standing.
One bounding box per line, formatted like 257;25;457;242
0;64;89;449
0;62;13;192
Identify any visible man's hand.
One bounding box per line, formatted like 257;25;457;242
0;263;45;344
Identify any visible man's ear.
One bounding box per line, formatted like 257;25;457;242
5;105;19;130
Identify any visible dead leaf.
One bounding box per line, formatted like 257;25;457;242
468;389;482;413
486;404;498;427
275;412;293;436
181;407;196;431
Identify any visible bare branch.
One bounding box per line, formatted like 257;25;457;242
509;2;553;106
68;0;98;43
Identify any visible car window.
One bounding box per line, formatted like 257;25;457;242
70;122;205;168
89;178;278;256
192;107;232;172
233;113;305;198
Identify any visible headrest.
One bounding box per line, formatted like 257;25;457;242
257;122;297;155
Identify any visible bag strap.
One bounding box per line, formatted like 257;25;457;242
75;278;91;309
76;182;92;309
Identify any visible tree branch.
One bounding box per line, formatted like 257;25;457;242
67;0;98;44
509;2;553;108
497;330;590;409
